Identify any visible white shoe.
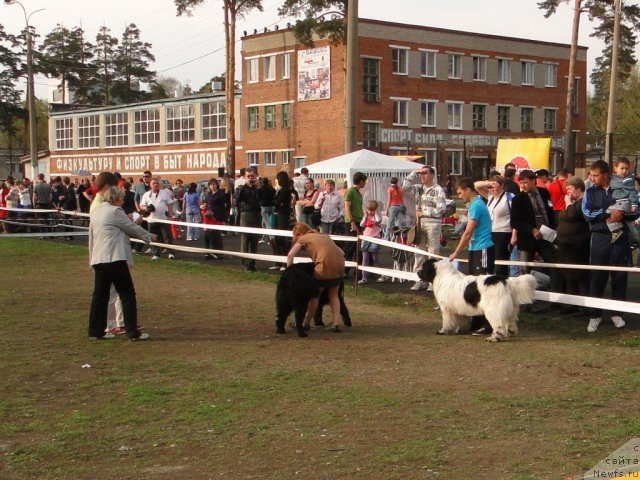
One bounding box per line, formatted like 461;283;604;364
168;254;175;259
611;316;626;328
279;266;286;271
357;278;368;285
376;276;388;283
268;266;280;270
151;255;160;261
411;281;427;291
587;318;602;333
130;332;150;341
427;283;433;292
144;248;153;254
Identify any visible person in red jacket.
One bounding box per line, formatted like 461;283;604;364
548;168;570;223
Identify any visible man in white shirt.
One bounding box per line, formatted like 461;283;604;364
140;178;175;260
293;167;309;221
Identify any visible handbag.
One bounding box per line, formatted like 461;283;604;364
311;209;322;226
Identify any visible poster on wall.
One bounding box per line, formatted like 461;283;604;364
496;138;551;173
297;46;331;101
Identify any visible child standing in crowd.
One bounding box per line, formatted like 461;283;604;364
384;177;404;239
359;200;385;284
607;157;639;245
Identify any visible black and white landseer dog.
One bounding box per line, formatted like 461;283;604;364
418;258;537;342
275;263;351;337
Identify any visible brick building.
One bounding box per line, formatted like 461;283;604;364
46;18;587;184
47;92;241;183
241;18;587;181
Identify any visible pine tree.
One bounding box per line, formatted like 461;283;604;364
278;0;347;46
112;23;156;104
90;26;119;105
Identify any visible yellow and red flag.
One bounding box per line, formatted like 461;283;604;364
496;138;551;173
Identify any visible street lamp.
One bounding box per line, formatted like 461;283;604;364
4;0;44;177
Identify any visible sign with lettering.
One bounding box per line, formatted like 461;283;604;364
51;148;227;176
380;128;564;149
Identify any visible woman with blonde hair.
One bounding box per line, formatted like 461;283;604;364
287;222;345;332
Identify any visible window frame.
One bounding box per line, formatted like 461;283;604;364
165;104;195;144
448;53;462;79
201;100;227;142
281;103;291;128
264;151;276;166
264;105;276;129
521;61;535;85
104;112;128;148
247;152;259;166
362;122;380;148
55;117;74;150
247;106;259;131
420;50;436;78
420;100;436;127
497;106;511;131
281;53;291;79
391;47;408;75
543;108;557;131
247;58;259;83
363;57;380;103
133;109;160;146
498;58;511;83
447;150;463;175
447;102;463;130
78;115;100;149
392;99;409;126
264;55;276;81
520;107;534;131
472;56;487;81
281;151;290;165
472;104;486;130
544;63;557;87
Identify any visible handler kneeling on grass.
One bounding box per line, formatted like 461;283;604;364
287;223;345;332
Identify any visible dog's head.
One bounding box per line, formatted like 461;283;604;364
417;258;438;283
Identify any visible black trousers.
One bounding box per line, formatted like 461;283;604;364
150;222;173;256
88;261;140;339
519;238;562;292
491;231;511;277
240;211;261;269
204;228;223;251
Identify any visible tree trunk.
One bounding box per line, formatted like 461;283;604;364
225;2;236;176
563;0;582;171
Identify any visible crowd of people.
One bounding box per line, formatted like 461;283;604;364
2;158;639;340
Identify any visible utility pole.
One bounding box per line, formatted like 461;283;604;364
4;0;44;177
605;0;622;165
344;0;358;153
563;0;582;172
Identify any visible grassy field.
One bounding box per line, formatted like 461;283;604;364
0;238;639;480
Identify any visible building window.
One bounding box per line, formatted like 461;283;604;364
166;105;195;143
247;152;259;166
447;150;463;175
472;56;486;81
134;109;160;145
392;100;408;126
281;53;291;79
264;55;276;81
421;101;436;127
202;101;226;141
521;107;534;131
420;50;436;77
363;57;380;103
497;106;510;130
247;58;259;83
362;122;379;148
78;115;100;149
420;149;437;168
572;78;579;115
264;105;276;129
521;61;534;85
447;102;463;129
281;151;290;165
544;109;557;131
282;103;291;128
545;64;557;87
392;48;408;75
55;118;73;150
264;151;276;166
294;157;306;169
472;104;486;129
448;54;462;79
105;112;128;147
247;106;259;131
498;59;511;83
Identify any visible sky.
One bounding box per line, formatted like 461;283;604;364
1;0;610;99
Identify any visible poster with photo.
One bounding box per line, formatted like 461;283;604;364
297;46;331;101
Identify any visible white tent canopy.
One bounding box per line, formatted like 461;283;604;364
302;149;428;210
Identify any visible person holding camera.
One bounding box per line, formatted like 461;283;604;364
139;178;175;261
234;167;262;272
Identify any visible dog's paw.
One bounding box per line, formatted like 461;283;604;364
342;317;352;327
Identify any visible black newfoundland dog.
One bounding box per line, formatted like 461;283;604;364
275;263;351;337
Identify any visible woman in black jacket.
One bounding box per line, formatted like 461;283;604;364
272;172;294;269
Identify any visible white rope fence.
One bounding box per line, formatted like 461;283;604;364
2;206;639;315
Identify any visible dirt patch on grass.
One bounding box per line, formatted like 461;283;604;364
1;239;640;479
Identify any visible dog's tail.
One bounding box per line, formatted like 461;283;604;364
507;274;537;305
